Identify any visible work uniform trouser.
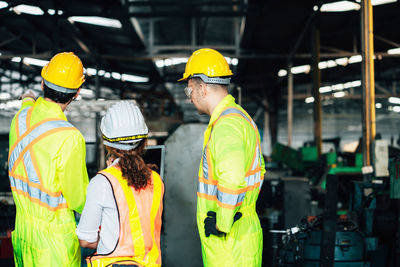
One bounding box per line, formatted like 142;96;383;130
12;210;80;267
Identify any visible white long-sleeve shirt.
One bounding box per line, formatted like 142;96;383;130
76;171;119;254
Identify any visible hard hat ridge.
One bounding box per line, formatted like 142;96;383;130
100;101;148;151
41;52;85;93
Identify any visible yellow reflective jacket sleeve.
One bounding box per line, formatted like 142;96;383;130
58;131;89;214
21;97;35;109
212;117;247;233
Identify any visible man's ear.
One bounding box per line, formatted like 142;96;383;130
199;83;207;97
41;80;44;91
75;87;82;98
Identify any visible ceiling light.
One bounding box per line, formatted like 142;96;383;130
48;9;55;15
376;103;382;108
0;92;11;100
389;97;400;104
14;4;44;15
85;68;97;76
278;69;288;77
23;57;48;67
319;86;332;93
335;57;349;66
372;0;397;6
111;72;121;80
320;1;360;12
121;74;149;83
68;16;122;28
333;91;346;98
80;88;94;96
291;64;311;74
393;106;400;112
305;97;315;104
348;55;362;63
0;1;8;9
11;57;22;63
388;48;400;55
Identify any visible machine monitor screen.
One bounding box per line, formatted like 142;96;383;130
143;145;165;179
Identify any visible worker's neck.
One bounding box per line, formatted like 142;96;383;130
44;97;69;112
207;91;228;116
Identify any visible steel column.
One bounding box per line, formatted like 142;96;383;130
361;0;376;167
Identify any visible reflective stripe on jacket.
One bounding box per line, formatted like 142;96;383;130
87;166;164;267
197;94;265;267
9;97;89;267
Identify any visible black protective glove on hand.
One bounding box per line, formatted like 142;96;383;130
204;211;242;237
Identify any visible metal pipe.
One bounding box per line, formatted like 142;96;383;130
287;62;293;147
312;22;322;158
361;0;376;167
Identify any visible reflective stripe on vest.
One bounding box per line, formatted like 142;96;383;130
8;107;74;211
87;167;163;267
198;107;264;209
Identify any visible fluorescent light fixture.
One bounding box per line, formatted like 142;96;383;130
23;57;48;67
225;57;239;66
305;97;315;104
319;86;332;93
333;91;346;98
0;1;8;9
376;103;382;108
389;97;400;104
319;80;361;94
278;69;288;77
111;72;121;80
388;48;400;55
104;72;111;78
155;57;189;68
68;16;122;28
121;74;149;83
0;92;11;100
11;57;22;63
349;55;362;63
335;57;349;66
313;5;319;11
48;9;55;15
320;1;360;12
14;4;44;15
291;64;311;74
80;88;94;96
0;100;21;110
372;0;397;6
98;70;106;76
85;68;97;76
319;60;337;69
393;106;400;112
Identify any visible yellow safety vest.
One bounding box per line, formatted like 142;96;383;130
8;97;89;266
87;166;164;267
197;94;265;267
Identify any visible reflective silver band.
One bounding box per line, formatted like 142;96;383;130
43;80;78;93
192;73;231;85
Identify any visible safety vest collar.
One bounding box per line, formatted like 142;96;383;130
35;97;68;121
208;94;236;128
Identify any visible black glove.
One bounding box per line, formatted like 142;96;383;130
204;211;243;237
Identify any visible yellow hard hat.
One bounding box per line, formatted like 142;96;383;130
178;48;233;84
41;52;85;93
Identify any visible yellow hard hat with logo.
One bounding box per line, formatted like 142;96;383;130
41;52;85;93
179;48;233;85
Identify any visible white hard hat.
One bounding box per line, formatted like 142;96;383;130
100;101;148;150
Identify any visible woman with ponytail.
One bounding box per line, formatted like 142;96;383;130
76;101;164;267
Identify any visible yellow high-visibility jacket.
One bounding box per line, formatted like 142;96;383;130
86;166;164;267
8;97;89;266
197;94;265;267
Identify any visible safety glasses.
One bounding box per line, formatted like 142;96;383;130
184;86;193;98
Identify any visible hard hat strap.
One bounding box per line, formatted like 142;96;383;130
192;73;231;85
43;80;78;93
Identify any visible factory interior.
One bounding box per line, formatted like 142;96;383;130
1;0;400;266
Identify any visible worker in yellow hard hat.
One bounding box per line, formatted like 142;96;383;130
8;52;89;266
179;48;266;267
